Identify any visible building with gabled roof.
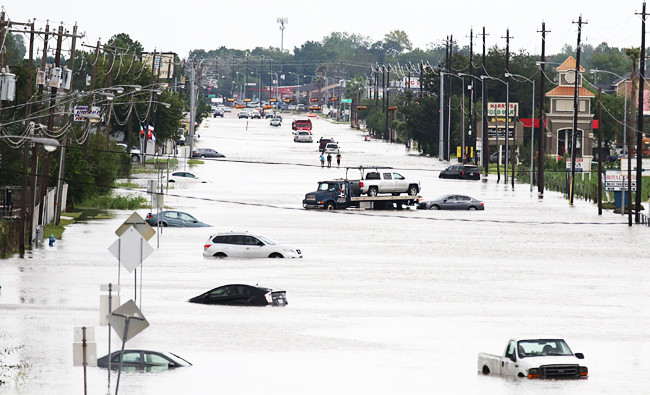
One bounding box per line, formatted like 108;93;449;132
544;56;595;167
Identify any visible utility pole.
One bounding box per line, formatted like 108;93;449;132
439;60;445;161
440;36;449;161
244;54;248;100
386;64;391;143
481;27;489;173
142;49;157;164
468;28;474;162
189;62;196;158
598;88;603;215
259;56;262;103
419;61;423;98
19;19;36;254
538;22;549;198
569;15;586;206
82;40;101;157
503;29;513;187
375;65;379;104
104;45;117;147
635;1;646;223
446;35;453;161
55;23;80;225
30;21;49;245
37;24;64;228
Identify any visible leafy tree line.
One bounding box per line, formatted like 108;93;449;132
0;32;194;207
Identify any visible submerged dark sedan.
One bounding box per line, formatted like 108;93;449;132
418;194;485;211
97;350;191;370
145;210;210;227
189;284;287;306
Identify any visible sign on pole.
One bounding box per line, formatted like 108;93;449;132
73;327;97;367
73;105;102;122
115;212;155;241
566;158;585;173
108;227;154;273
99;284;121;326
487;102;519;117
605;170;637;191
107;300;149;342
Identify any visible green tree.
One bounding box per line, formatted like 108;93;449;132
383;30;413;56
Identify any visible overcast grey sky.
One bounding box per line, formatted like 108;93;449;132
4;0;647;58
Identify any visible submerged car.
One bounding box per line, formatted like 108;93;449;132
418;194;484;210
439;164;481;180
203;232;302;258
163;171;207;183
188;284;287;306
270;117;282;127
97;350;192;370
146;211;210;227
191;148;225;158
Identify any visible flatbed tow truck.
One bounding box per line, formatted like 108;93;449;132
302;166;421;210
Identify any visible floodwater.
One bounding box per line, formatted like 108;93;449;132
1;113;650;394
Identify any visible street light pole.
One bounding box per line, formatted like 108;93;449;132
505;73;535;192
460;73;485;165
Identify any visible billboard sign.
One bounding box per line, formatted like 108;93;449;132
488;102;519;117
73;105;101;122
141;52;176;79
605;170;637;191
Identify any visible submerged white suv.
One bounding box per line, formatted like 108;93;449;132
203;232;303;259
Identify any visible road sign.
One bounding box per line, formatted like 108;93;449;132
341;98;352;104
107;300;149;342
115;212;155;241
108;227;154;273
73;327;97;367
566;158;585;173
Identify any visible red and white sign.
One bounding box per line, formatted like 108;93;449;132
605;170;637;191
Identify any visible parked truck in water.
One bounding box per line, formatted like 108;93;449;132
477;338;588;379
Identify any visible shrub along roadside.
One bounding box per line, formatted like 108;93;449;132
77;194;148;210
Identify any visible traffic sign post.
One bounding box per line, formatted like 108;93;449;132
100;283;120;391
73;326;96;395
105;215;156;394
107;300;149;395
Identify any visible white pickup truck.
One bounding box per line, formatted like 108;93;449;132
478;338;588;379
346;166;420;197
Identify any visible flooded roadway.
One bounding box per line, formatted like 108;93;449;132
1;113;649;394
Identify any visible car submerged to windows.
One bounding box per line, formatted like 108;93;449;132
188;284;287;306
163;171;207;183
418;194;485;210
97;350;192;370
191;148;225;158
146;211;210;227
203;232;302;259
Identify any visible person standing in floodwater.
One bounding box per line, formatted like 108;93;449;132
326;152;332;168
320;153;325;167
336;151;341;168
